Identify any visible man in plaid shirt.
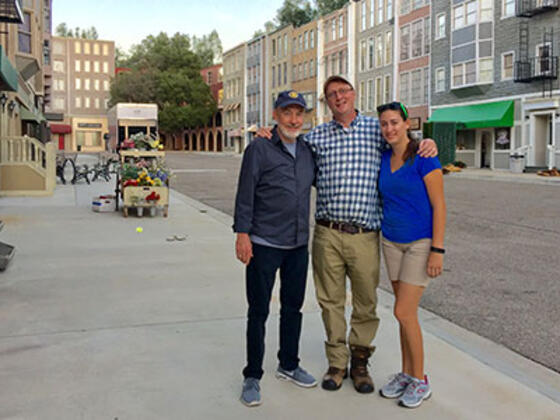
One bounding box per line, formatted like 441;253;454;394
257;75;436;394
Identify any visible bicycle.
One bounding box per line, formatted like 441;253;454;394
56;154;77;184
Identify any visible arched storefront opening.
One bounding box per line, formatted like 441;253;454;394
208;131;214;152
216;131;223;152
198;132;205;151
184;133;190;150
191;133;197;150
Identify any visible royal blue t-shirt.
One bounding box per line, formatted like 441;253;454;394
379;150;441;243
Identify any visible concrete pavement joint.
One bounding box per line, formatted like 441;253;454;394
170;186;560;405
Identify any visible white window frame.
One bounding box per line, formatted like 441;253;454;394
385;31;392;65
435;67;446;92
367;79;374;111
376;34;383;68
384;74;391;103
502;0;515;18
435;13;446;40
375;76;383;109
361;1;367;31
501;51;514;80
377;0;384;25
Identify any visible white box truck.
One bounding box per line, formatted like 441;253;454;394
107;103;158;152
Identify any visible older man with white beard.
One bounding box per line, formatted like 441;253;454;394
233;90;318;407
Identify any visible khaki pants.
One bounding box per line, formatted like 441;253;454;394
312;224;380;369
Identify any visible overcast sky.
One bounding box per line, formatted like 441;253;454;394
52;0;285;53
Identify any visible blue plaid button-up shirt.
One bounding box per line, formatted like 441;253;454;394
304;112;385;230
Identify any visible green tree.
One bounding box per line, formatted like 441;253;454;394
191;29;223;67
315;0;349;16
275;0;317;28
115;46;130;68
110;32;216;143
54;22;99;39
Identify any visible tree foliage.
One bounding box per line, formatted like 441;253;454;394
315;0;349;16
191;30;223;68
275;0;317;28
110;32;216;138
55;23;99;39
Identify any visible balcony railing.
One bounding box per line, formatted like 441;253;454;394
0;0;23;23
516;0;559;17
514;56;558;82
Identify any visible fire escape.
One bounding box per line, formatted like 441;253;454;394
514;0;559;97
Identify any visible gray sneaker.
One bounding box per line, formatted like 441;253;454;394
240;377;261;407
379;372;412;398
398;376;432;408
276;366;318;388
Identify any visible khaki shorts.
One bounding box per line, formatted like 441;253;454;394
381;237;432;287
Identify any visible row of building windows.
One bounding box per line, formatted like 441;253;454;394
272;62;288;88
400;0;430;15
360;0;394;31
292;59;316;82
224;108;242;125
399;67;429;106
430;50;513;94
400;17;430;62
74;41;110;56
51;96;109;110
359;75;392;112
225;77;243;100
53;78;110;92
325;14;345;43
292;29;316;55
359;31;392;72
325;49;348;79
51;59;110;74
247;65;261;85
224;52;244;74
271;34;289;58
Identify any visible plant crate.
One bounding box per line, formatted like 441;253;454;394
122;186;169;217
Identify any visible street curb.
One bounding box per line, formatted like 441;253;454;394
169;187;560;405
446;171;560;186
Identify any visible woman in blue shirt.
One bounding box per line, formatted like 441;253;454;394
376;102;446;408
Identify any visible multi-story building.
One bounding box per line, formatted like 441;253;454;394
0;0;56;196
246;35;267;144
355;0;395;118
223;42;246;153
291;19;318;132
183;63;224;152
318;4;352;124
266;25;292;125
429;0;559;170
396;0;431;136
46;36;115;152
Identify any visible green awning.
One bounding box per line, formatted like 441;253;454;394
0;45;18;91
20;107;45;124
428;100;514;129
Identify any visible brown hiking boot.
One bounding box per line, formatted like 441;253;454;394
350;345;374;393
321;366;348;391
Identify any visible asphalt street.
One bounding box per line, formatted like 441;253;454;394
165;151;560;373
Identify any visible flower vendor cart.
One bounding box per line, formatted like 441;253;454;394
115;133;170;217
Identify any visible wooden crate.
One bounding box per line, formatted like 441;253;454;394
122;186;169;217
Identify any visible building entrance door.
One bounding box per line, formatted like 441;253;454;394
58;135;65;150
480;131;493;168
533;114;551;167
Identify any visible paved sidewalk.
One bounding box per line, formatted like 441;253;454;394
0;181;559;419
446;167;560;185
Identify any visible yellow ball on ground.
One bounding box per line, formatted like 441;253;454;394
136;227;143;233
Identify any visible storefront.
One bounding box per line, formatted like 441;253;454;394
49;123;72;150
429;100;515;170
71;117;108;152
522;98;559;170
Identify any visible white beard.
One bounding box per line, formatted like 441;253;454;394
279;126;301;141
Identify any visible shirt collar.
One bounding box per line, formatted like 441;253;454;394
329;110;363;131
272;125;305;146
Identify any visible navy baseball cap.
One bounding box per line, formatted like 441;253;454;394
274;90;307;110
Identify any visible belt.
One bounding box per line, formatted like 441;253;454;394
316;219;373;234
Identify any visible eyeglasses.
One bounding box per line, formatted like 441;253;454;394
326;87;353;100
376;101;408;120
